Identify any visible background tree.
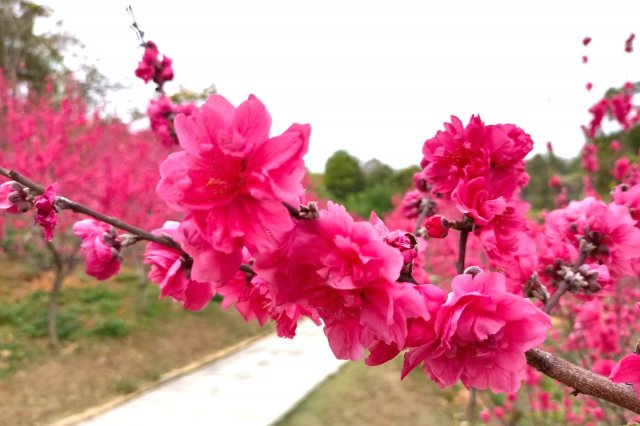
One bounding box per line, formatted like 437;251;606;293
323;150;365;200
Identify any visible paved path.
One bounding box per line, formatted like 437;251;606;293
78;320;346;426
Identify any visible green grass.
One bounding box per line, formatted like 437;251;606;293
0;266;222;375
276;359;461;426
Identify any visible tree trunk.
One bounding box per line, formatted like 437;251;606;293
47;262;64;350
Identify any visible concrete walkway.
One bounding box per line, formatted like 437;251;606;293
78;320;346;426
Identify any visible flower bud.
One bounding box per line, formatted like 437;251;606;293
423;215;449;238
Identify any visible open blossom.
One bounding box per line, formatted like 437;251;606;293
402;272;550;394
33;185;57;241
610;353;640;395
144;221;214;311
72;219;121;280
542;197;640;276
217;249;318;338
156;94;310;283
257;202;428;360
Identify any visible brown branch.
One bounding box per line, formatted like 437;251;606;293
526;348;640;414
542;280;569;314
0;166;183;252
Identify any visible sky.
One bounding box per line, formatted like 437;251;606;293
40;0;640;172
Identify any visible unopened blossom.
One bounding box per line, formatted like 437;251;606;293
611;139;621;151
582;55;588;64
423;215;449;238
402;272;550;394
582;144;599;172
147;96;196;146
144;221;214;311
625;33;636;53
548;175;562;188
583;36;592;46
33;185;57;241
614;157;631;181
0;181;30;213
586;82;593;91
72;219;121;280
157;94;310;283
134;40;174;87
400;189;426;219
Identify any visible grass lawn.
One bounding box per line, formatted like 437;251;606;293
276;357;465;426
0;262;271;426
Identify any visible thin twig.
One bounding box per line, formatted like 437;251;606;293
0;167;182;252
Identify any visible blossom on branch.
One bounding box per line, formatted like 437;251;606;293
33;185;57;242
402;271;550;394
72;219;122;280
156;94;310;283
144;221;215;311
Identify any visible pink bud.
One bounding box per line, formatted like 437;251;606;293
586;82;593;91
548;175;562;188
611;139;621;151
423;215;449;238
583;36;592;46
582;55;588;64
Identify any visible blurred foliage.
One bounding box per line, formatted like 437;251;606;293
0;0;111;101
323;150;366;200
170;84;218;105
320;151;419;218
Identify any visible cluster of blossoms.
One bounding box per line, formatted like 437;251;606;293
134;40;174;89
7;28;640;425
147;96;196;146
134;41;198;146
584;82;639;138
0;181;58;241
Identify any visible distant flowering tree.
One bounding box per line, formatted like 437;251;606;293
5;24;640;424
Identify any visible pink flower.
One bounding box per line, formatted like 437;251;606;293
423;215;449;238
72;219;122;280
582;55;588;64
257;202;427;360
400;189;425;219
402;272;550;394
592;358;616;376
144;221;215;311
0;181;30;213
544;197;640;276
548;175;562;188
582;144;599;172
157;94;310;282
583;36;592;46
134;41;174;86
610;353;640;395
451;176;508;226
586;82;593;91
34;185;57;241
421;115;487;195
147;96;197;146
614;157;631;181
217;250;318;338
611;139;621;151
